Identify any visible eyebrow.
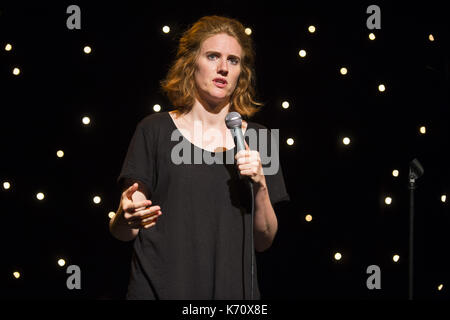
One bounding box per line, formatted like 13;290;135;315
205;51;241;60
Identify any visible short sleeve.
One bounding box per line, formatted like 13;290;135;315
251;125;290;205
117;120;155;198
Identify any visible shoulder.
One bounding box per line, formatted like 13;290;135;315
138;112;171;129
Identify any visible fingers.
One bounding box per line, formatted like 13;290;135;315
123;182;139;200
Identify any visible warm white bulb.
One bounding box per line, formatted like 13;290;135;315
3;182;11;190
438;284;443;291
83;46;92;54
441;195;447;203
5;43;13;51
369;33;376;40
13;271;20;279
305;214;312;222
340;67;348;75
36;192;45;200
93;196;101;204
298;49;307;58
56;150;64;158
13;67;20;76
385;197;392;205
393;255;400;262
58;259;66;267
282;101;290;109
392;170;399;177
162;26;170;33
419;126;426;134
245;28;252;36
378;84;386;92
82;116;90;125
429;34;435;42
286;138;294;146
308;25;316;33
108;211;116;219
153;104;161;112
334;252;342;261
343;137;351;145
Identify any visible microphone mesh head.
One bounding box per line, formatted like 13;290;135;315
225;112;242;129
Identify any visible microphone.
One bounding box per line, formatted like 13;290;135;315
225;111;246;153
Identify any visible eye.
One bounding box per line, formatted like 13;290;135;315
228;57;240;65
207;53;219;60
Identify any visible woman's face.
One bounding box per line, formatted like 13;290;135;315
194;33;242;107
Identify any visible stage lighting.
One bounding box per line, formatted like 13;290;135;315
3;181;11;190
286;138;294;146
441;195;447;203
305;214;312;222
162;26;170;34
93;196;101;204
282;101;290;109
12;67;20;76
36;192;45;200
298;50;307;58
308;25;316;33
342;137;351;145
385;197;392;205
58;259;66;267
392;170;399;177
245;28;252;36
83;46;92;54
56;150;64;158
153;104;161;112
393;254;400;262
369;33;376;40
334;252;342;261
340;67;348;75
5;43;12;51
82;116;91;125
108;211;116;219
13;272;20;279
419;126;426;134
378;84;385;92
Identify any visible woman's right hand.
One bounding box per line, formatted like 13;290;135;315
120;182;162;229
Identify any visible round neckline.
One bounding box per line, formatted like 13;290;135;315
166;111;249;155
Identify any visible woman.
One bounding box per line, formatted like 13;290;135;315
110;15;289;300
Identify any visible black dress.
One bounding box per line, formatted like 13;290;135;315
117;111;289;299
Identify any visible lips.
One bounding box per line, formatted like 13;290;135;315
213;78;227;88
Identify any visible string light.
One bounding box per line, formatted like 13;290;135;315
83;46;92;54
282;101;290;109
428;34;435;41
369;33;376;40
36;192;45;200
340;67;348;75
419;126;426;134
12;67;21;76
438;284;444;291
108;211;116;219
3;181;11;190
305;214;312;222
5;43;12;51
245;28;252;36
308;25;316;33
342;137;351;145
385;197;392;205
58;259;66;267
162;26;170;34
298;49;307;58
378;84;386;92
334;252;342;261
82;116;91;125
93;196;101;204
441;195;447;203
13;271;21;279
153;104;161;112
392;170;399;177
393;254;400;263
56;150;64;158
286;138;294;146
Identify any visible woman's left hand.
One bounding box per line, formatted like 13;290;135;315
235;142;266;187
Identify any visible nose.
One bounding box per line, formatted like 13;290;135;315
217;58;228;76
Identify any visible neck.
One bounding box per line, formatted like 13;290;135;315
185;99;231;129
